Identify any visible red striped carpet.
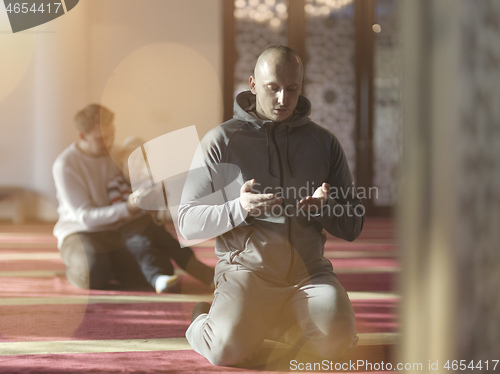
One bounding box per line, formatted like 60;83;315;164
0;218;400;373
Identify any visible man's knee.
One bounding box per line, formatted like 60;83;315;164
205;338;253;367
187;321;256;367
61;233;113;289
65;249;111;289
66;265;110;289
205;344;240;366
307;318;358;359
312;333;358;360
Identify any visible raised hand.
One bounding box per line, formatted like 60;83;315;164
239;179;282;216
297;182;330;214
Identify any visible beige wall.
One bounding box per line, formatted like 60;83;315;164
88;0;223;143
0;0;223;221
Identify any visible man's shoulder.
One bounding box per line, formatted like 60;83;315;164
297;120;347;157
302;120;338;141
213;118;247;135
53;143;113;174
53;143;79;169
202;119;247;146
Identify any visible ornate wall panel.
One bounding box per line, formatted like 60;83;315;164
304;0;357;177
233;0;289;97
372;0;401;206
230;0;402;211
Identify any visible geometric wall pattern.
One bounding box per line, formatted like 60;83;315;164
372;0;401;206
232;0;403;208
233;0;288;96
304;0;357;178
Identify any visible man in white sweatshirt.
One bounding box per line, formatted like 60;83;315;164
53;104;213;292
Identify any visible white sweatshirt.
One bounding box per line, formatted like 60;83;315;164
52;142;141;248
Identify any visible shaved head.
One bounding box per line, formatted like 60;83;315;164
254;45;304;81
250;45;304;122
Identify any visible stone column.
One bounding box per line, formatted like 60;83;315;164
399;0;500;370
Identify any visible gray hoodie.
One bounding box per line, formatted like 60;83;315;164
179;91;364;285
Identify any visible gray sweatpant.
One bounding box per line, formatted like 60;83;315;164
186;264;358;366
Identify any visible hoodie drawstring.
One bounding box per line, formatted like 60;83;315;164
265;126;276;177
266;124;294;178
285;126;293;177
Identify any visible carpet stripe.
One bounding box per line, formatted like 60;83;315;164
358;332;399;346
0;253;60;260
0;242;56;248
334;267;400;273
0;250;396;261
194;250;397;259
0;337;190;355
0;292;398;306
348;292;399;300
179;239;216;247
183;239;397;248
0;333;399;356
325;250;396;258
0;294;215;305
0;266;399;278
0;270;64;277
0;233;55;239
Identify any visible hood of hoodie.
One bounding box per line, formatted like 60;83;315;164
233;90;312;129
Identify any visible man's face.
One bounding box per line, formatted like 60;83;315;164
82;123;115;157
249;56;303;122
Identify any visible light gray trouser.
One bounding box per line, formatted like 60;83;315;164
186;265;358;367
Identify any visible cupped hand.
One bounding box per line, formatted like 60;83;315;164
297;182;330;213
240;179;282;216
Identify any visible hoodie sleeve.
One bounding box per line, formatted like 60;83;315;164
177;135;249;241
312;138;365;241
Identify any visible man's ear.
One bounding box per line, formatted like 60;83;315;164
249;76;257;95
78;132;86;141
